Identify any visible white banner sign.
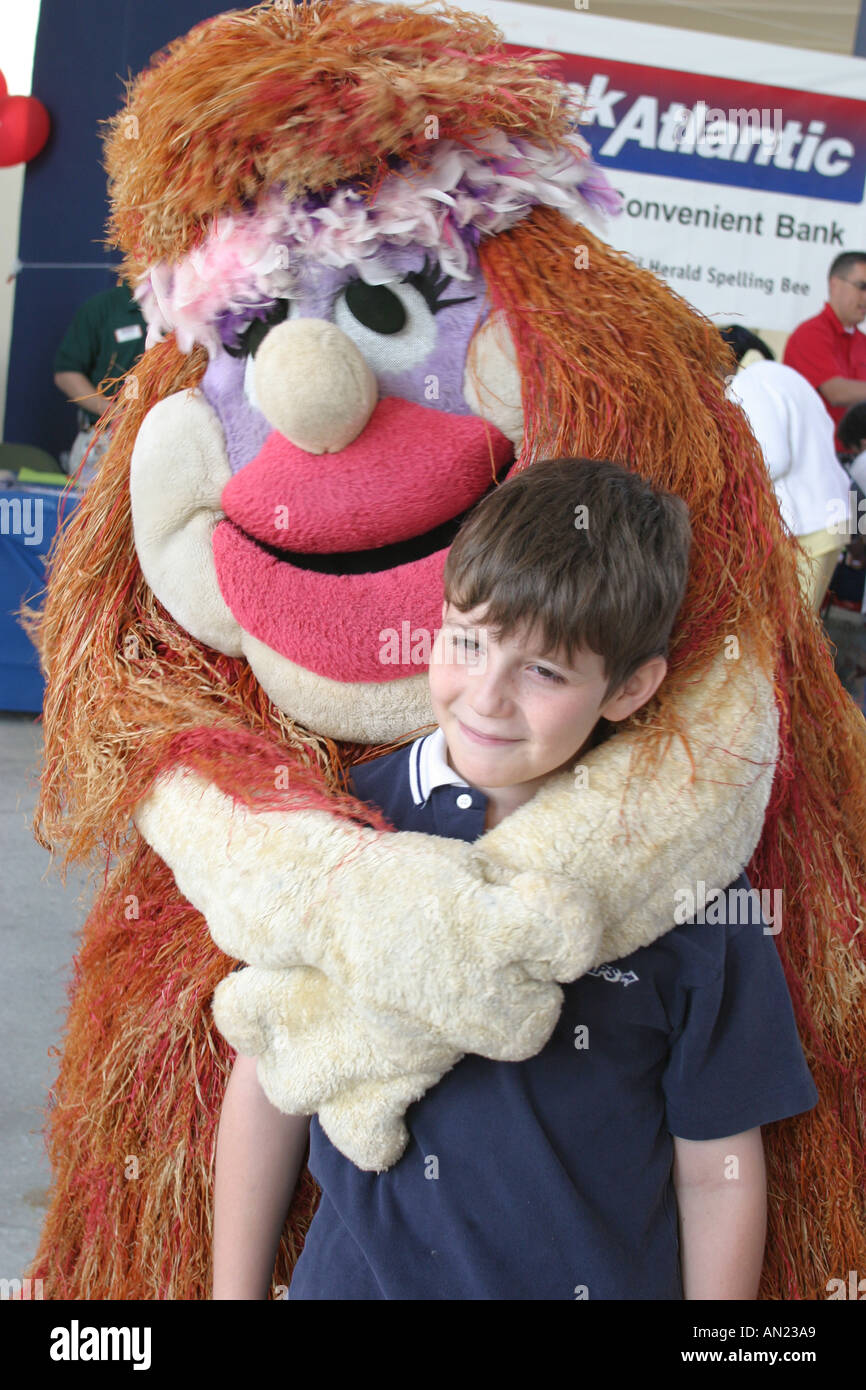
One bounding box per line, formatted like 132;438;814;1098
467;3;866;332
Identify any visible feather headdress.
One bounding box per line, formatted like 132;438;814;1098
105;0;620;352
104;0;607;282
136;133;619;354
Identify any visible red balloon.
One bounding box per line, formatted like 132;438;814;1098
0;71;7;100
0;94;50;166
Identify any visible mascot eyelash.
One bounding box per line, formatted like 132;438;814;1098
224;299;290;358
402;257;476;315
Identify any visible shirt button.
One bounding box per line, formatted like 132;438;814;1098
455;793;473;809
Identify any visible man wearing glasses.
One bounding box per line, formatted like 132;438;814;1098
784;251;866;448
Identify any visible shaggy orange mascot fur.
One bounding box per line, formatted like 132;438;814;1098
26;0;865;1299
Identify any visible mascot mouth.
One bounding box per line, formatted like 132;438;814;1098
231;466;509;575
212;469;511;685
212;398;515;684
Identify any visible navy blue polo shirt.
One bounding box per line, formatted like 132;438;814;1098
289;730;818;1301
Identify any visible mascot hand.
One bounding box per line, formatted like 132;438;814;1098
214;963;462;1170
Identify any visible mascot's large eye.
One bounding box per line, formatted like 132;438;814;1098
332;264;475;375
224;298;290;358
344;281;406;335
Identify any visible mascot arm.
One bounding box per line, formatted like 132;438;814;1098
135;643;777;1168
482;639;779;961
135;642;776;1037
135;772;592;1059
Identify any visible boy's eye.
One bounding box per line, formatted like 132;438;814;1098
529;664;564;682
450;632;482;654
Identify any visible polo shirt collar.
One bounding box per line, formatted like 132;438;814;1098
822;301;855;335
409;726;469;805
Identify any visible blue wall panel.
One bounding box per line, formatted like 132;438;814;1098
4;0;224;457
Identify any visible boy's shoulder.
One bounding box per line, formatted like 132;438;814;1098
347;729;486;842
575;873;816;1138
606;872;784;996
347;736;419;800
347;733;440;831
349;750;784;1005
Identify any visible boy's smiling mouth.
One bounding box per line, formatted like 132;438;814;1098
456;718;521;745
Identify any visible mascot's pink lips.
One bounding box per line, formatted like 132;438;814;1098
213;398;514;684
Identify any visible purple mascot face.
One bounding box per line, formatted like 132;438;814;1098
128;138;609;741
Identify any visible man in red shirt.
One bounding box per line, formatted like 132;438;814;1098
784;251;866;446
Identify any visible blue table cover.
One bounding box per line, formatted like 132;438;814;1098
0;486;80;712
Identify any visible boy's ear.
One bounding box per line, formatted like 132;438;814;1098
601;656;668;722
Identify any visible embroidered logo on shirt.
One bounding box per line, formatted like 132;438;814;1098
586;965;639;987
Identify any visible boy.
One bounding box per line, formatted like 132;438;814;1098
213;457;817;1301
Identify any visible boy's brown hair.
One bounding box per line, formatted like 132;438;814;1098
443;457;692;699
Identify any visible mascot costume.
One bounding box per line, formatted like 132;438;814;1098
28;0;866;1299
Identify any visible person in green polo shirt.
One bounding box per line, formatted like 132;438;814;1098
53;282;147;484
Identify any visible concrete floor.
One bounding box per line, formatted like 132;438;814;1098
2;607;864;1289
0;712;90;1285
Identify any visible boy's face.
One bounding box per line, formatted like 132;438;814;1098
429;601;666;792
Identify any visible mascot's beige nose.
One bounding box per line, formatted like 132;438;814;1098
253;318;378;454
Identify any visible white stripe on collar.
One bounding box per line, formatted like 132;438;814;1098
410;726;469;806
